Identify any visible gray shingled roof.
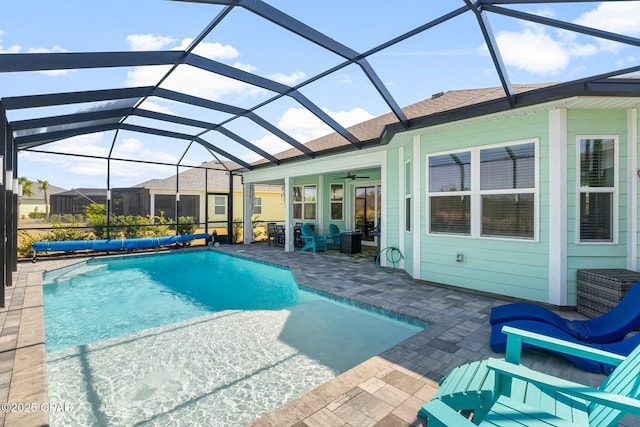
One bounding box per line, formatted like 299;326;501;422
255;83;556;166
134;160;281;192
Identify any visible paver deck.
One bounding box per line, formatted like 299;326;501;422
4;243;639;426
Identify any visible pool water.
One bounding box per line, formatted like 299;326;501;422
43;250;423;426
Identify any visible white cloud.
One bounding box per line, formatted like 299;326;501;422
19;133;186;187
477;3;640;76
249;134;290;161
126;34;177;51
25;45;75;76
176;38;239;60
277;106;374;143
574;2;640;54
125;35;268;101
112;137;178;164
266;71;306;85
575;2;640;36
0;30;21;53
138;100;175;115
493;28;569;75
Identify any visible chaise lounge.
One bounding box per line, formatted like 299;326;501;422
490;281;640;343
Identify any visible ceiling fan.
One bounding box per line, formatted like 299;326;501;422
335;172;370;180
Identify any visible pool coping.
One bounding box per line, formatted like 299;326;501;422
3;257;84;427
7;245;614;427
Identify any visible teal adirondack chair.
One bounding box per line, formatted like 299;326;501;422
328;224;340;249
299;223;328;253
420;325;640;426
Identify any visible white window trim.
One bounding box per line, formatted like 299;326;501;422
214;195;227;216
576;135;619;245
426;139;539;242
293;184;317;220
330;183;344;221
405;159;411;232
253;196;262;215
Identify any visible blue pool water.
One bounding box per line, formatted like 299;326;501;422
44;250;424;426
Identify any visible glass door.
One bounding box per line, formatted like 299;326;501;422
354;185;381;244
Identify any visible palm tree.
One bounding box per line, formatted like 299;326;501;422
37;179;50;219
18;177;34;197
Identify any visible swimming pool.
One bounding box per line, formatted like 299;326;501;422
43;250;424;426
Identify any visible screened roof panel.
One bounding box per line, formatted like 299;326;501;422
267;0;459;52
366;13;503;109
200;6;344;80
2;0;640;188
0;1;221;54
297;63;392;120
158;64;279;109
138;96;236;125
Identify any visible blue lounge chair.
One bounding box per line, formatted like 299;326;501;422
328;224;340;249
421;325;640;427
299;223;328;253
490;319;640;373
489;281;640;343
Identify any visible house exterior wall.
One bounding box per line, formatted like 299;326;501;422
18;198;46;218
565;109;631;304
241;103;639;306
384;107;637;305
410;113;550;302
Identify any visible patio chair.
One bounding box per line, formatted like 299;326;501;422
489;281;640;343
266;222;277;246
328;224;340;249
299;223;327;253
420;325;640;427
490;319;640;373
275;225;285;247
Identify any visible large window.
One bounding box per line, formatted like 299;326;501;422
578;137;617;242
428;151;471;235
428;141;536;240
330;184;343;220
293;185;317;220
480;143;535;239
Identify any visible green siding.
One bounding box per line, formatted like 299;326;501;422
565;110;629;305
416;113;552;302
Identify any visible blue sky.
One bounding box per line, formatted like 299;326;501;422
2;1;640;189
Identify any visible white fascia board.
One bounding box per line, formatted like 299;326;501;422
242;148;387;183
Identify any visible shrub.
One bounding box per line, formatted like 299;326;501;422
177;216;197;235
17;231;36;258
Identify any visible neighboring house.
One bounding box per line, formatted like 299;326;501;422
18;182;66;219
49;161;285;240
240;82;640;306
134;160;285;238
51;188;108;216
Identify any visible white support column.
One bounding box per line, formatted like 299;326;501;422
397;146;405;270
548;109;568;305
380;151;388;256
284;176;294;252
318;174;324;233
243;182;253;245
628;108;638;271
413;135;421;278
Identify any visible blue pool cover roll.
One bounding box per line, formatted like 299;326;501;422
33;233;210;254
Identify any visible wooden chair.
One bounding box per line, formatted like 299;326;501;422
274;225;285;247
328;224;340;249
266;222;277;246
420;325;640;426
299;223;327;253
